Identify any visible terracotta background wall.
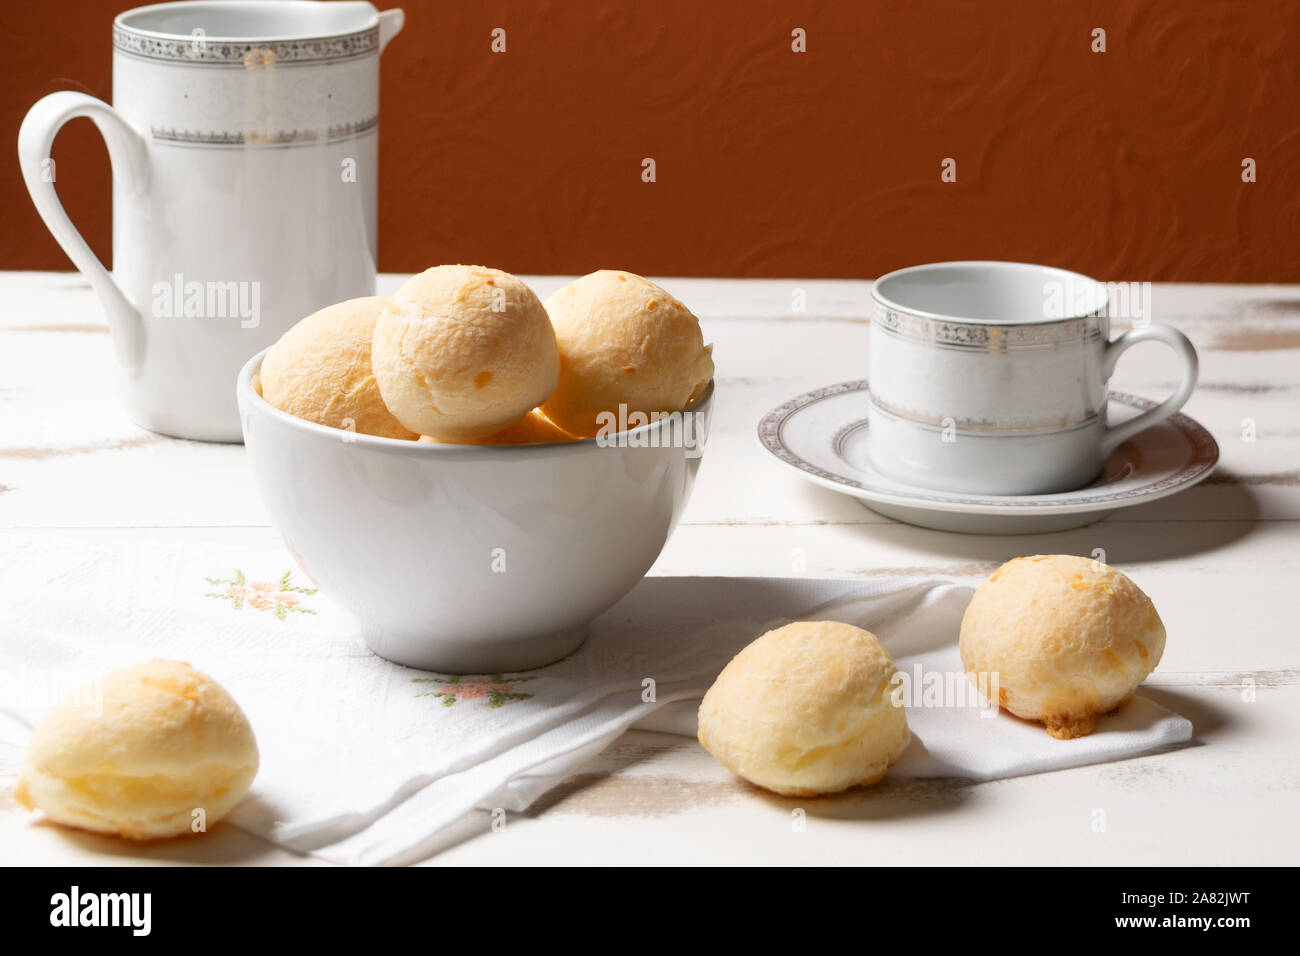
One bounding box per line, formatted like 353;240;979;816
5;0;1299;280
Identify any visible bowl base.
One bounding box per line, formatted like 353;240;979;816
363;624;589;675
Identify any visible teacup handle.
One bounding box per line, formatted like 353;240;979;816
18;92;149;368
1100;324;1199;457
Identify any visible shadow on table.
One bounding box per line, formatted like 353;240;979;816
751;783;973;823
748;735;974;822
1135;686;1238;742
829;480;1264;564
27;816;304;865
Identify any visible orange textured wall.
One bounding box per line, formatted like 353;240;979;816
5;0;1299;280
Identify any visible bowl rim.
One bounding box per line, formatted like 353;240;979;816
237;346;715;455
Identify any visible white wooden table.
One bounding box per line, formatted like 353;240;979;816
2;272;1297;865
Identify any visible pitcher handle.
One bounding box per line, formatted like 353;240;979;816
18;92;149;368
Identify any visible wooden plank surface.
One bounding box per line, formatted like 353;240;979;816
1;272;1297;865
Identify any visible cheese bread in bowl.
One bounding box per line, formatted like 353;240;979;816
541;270;715;438
698;621;910;796
959;554;1166;739
371;265;559;441
417;408;574;445
258;296;417;441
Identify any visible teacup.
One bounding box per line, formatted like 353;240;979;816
19;1;404;441
867;261;1198;496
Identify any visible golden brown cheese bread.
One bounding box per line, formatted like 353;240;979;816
698;621;910;796
258;296;418;440
372;265;559;441
541;270;714;438
417;408;575;445
14;659;259;840
960;554;1166;739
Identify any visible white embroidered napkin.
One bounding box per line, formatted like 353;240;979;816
0;534;1192;865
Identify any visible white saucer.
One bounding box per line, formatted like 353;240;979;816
757;380;1219;534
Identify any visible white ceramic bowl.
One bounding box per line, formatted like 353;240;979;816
237;348;713;673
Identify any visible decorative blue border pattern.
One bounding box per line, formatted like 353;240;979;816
113;25;379;65
875;306;1105;351
151;116;378;147
756;380;1220;510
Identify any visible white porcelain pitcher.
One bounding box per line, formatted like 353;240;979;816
18;1;404;441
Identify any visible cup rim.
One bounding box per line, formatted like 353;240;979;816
871;260;1109;326
115;0;380;44
236;346;715;456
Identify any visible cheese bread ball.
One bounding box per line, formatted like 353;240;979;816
698;621;910;796
258;296;417;440
372;265;559;441
14;660;259;840
959;555;1166;739
417;409;576;446
540;271;714;438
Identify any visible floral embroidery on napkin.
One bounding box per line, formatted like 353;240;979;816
413;674;538;709
204;570;318;619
